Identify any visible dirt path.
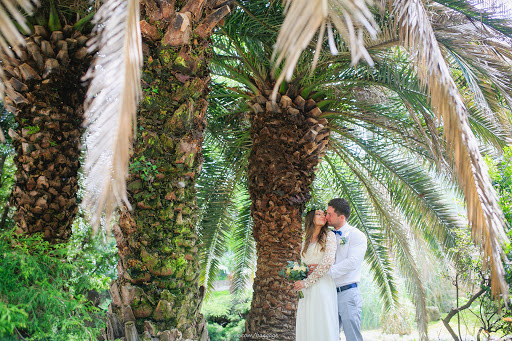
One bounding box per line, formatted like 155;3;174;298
340;323;479;341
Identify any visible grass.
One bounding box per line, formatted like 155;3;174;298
201;290;232;317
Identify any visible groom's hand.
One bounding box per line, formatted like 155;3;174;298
308;264;318;275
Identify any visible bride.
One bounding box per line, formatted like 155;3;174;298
294;209;339;341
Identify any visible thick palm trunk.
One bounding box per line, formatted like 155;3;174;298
106;1;230;339
244;90;330;340
1;25;90;243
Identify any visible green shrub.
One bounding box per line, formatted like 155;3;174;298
0;301;28;336
0;109;16;230
202;290;251;341
487;147;512;225
0;228;116;340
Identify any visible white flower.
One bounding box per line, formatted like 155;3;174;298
299;266;307;272
292;264;301;271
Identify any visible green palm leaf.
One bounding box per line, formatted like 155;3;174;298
197;142;244;298
391;0;510;300
431;0;512;39
201;0;512;333
328;130;462;253
230;191;256;302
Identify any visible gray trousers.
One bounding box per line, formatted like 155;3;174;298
337;287;363;341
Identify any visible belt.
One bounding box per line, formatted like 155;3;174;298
336;283;357;293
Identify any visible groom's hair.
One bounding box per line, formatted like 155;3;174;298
328;198;351;218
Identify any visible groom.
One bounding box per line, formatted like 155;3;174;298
311;198;367;341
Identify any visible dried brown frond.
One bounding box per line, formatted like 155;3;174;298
272;0;379;99
394;0;510;303
82;0;142;230
437;24;512;108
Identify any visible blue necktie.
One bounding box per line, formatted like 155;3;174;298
333;230;343;237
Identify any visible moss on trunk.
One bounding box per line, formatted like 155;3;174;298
108;1;231;339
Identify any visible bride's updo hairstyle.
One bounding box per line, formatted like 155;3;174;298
302;210;329;258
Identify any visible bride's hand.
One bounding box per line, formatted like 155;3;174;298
293;280;305;291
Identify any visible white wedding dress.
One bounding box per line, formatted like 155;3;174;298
296;232;339;341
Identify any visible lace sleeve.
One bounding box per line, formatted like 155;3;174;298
303;232;337;288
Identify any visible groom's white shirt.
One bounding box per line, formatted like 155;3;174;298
329;222;367;287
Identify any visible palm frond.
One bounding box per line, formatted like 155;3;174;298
197;150;254;301
326;55;510;174
326;58;448;163
465;100;512;151
431;0;512;39
393;0;509;299
207;82;253;158
197;147;241;298
211;0;512;328
213;3;279;90
82;0;142;229
329;131;461;255
272;0;379;98
365;19;399;50
0;0;36;59
198;90;252;297
437;26;512;111
230;191;256;302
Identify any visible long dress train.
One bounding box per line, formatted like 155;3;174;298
296;232;339;341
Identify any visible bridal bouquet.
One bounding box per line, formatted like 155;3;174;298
279;261;309;299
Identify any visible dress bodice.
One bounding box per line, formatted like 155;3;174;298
301;232;337;288
303;242;326;264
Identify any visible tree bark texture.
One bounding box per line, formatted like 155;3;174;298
107;1;231;340
244;90;330;340
1;25;90;244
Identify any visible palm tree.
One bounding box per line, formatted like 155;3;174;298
2;0;510;339
74;0;511;311
273;0;512;300
201;1;512;339
84;0;233;339
0;0;93;243
1;0;233;338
